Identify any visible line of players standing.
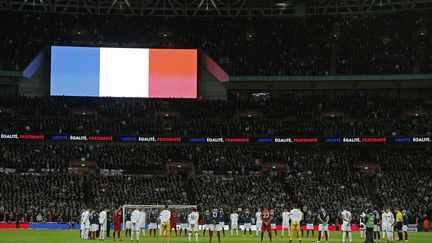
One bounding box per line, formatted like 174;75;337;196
79;205;410;243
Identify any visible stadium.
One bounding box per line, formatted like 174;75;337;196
0;0;432;243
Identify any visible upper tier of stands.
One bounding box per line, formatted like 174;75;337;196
0;95;431;136
1;11;431;75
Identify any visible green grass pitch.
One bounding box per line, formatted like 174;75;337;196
0;230;430;243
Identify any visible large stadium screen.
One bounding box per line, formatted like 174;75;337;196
50;46;197;98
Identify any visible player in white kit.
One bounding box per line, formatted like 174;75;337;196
80;210;86;239
83;208;90;240
138;208;146;237
383;208;395;242
281;208;290;238
341;207;352;243
131;208;141;242
230;210;239;236
188;209;199;242
255;209;262;237
99;209;107;241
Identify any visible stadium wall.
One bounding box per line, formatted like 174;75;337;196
228;75;432;90
198;53;228;100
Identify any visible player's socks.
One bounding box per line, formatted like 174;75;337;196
325;231;328;242
290;230;294;241
222;228;225;237
209;230;213;242
268;232;272;241
249;229;252;237
195;232;199;242
348;232;352;242
189;232;192;242
404;232;408;241
260;232;264;241
274;229;277;236
203;229;207;237
217;231;221;242
342;232;346;242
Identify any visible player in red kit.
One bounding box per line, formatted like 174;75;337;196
113;206;122;241
261;206;273;243
170;210;178;236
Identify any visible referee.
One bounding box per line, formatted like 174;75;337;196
395;208;403;241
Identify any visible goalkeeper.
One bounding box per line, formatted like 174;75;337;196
159;205;172;241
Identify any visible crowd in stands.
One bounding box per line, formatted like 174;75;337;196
1;95;431;136
191;176;290;217
1;11;431;75
0;173;85;223
91;175;189;209
1;143;431;224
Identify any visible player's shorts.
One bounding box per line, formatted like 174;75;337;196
290;223;301;231
149;223;157;229
282;222;290;229
209;223;221;231
395;222;402;231
91;224;99;232
244;223;252;229
170;223;177;229
160;222;170;232
342;222;351;232
132;223;140;231
271;224;276;230
381;223;388;231
80;222;85;230
318;224;328;231
140;223;146;229
256;221;262;229
360;223;366;230
100;223;107;231
181;223;188;229
114;222;121;231
126;221;132;229
373;224;380;232
84;222;91;229
402;225;408;232
306;224;314;230
219;222;225;230
231;223;238;229
188;223;198;232
261;224;271;232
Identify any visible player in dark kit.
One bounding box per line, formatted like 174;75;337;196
209;208;221;243
271;214;278;236
243;209;253;237
125;210;132;238
170;210;178;236
179;211;188;237
305;211;315;238
149;211;158;237
203;210;211;237
89;210;95;239
317;207;329;243
260;207;273;243
219;208;225;237
113;207;122;241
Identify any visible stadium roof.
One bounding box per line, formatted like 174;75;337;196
0;0;431;16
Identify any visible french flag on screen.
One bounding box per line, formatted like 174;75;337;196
50;46;197;98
